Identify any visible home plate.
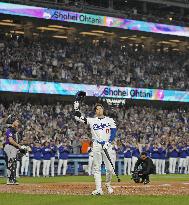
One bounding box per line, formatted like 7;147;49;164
159;184;171;187
112;185;153;188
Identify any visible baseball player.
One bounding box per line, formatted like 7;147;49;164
186;142;189;174
131;143;140;172
178;143;187;174
168;144;179;174
123;143;132;175
134;152;155;184
87;142;94;176
142;143;150;157
74;98;117;195
42;141;51;177
32;141;42;177
158;144;166;174
50;140;57;177
150;144;160;174
16;150;22;178
57;142;70;176
4;118;21;185
21;139;31;176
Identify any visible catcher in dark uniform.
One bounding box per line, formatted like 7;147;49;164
3;115;27;185
132;152;156;184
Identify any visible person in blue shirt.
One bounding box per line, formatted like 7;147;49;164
186;142;189;174
150;143;160;174
32;141;42;177
168;143;179;174
57;142;70;176
50;140;57;177
123;143;132;175
142;143;150;158
131;143;140;172
178;143;187;174
158;144;167;174
42;140;51;177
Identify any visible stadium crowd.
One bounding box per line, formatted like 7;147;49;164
0;101;189;176
0;37;189;90
47;0;189;27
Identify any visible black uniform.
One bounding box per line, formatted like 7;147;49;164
134;157;155;183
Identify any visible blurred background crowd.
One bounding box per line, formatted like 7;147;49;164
0;37;189;90
0;101;188;154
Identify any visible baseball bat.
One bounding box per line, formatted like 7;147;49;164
103;147;121;182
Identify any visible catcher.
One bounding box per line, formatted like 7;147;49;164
4;115;27;185
132;152;156;184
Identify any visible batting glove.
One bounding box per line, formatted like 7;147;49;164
103;142;111;150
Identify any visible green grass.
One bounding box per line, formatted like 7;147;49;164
0;194;188;205
0;175;188;205
0;174;188;184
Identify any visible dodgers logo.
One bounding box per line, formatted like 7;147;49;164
93;123;111;130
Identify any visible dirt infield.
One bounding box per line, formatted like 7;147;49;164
0;181;189;195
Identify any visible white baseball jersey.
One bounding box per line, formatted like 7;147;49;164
76;116;116;143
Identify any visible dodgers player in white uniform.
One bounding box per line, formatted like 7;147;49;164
74;101;117;195
21;140;31;176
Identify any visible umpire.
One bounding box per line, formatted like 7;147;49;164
134;152;155;184
4;116;22;185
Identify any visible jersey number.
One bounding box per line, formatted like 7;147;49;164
106;129;110;134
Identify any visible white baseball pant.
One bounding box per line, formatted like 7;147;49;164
43;160;51;176
131;156;138;171
16;161;20;178
50;157;55;177
152;159;160;174
178;158;187;174
186;156;189;174
124;158;132;175
169;158;177;174
93;142;114;191
33;159;41;177
21;155;29;176
57;159;68;175
158;159;165;174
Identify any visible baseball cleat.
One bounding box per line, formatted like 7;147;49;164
7;180;19;185
91;189;103;195
144;180;150;185
6;181;14;185
105;183;114;194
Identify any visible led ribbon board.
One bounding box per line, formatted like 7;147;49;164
0;2;189;37
0;79;188;102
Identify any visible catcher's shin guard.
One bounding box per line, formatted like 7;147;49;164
8;158;17;182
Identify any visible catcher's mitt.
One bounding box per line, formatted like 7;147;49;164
19;148;27;155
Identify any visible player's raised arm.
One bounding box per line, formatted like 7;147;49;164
108;118;117;143
73;91;87;124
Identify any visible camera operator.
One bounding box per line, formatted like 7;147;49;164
134;152;155;184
